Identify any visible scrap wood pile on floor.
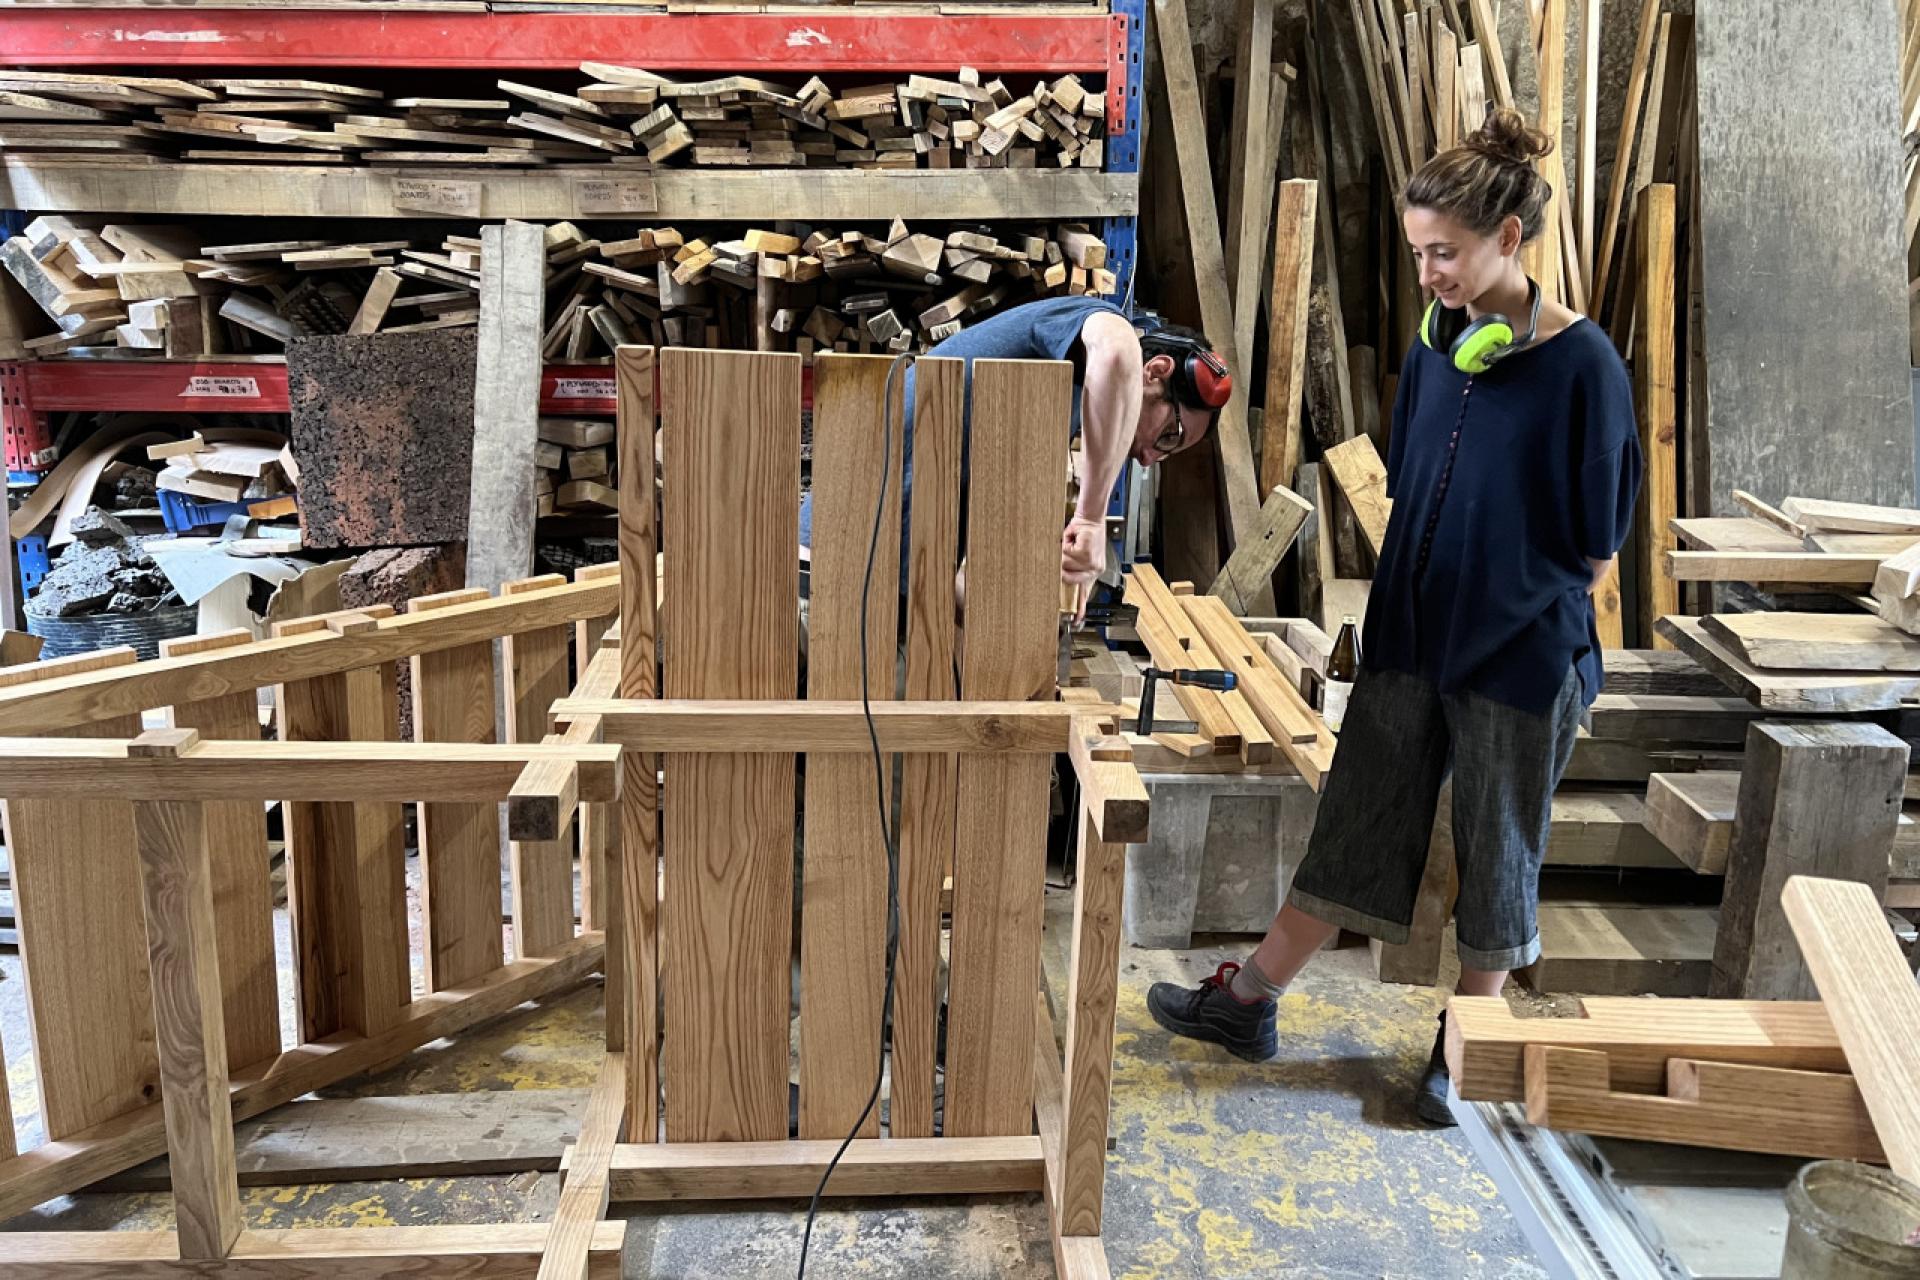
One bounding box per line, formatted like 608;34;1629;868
1449;876;1920;1200
0;65;1106;171
0;214;1117;359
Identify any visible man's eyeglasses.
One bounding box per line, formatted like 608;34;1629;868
1151;412;1187;457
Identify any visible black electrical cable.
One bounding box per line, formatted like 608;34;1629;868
795;351;916;1279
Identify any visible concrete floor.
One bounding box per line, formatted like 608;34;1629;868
0;888;1543;1278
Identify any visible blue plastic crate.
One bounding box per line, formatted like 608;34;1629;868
157;488;293;534
16;534;47;592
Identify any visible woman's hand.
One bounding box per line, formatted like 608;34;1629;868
1587;555;1615;589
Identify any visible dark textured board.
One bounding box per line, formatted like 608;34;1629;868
1695;0;1913;514
288;331;478;549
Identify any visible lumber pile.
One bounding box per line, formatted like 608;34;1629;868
1447;876;1920;1176
535;417;617;518
0;66;1106;172
1;216;1116;359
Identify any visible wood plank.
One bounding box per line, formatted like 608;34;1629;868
273;615;409;1041
161;630;280;1072
1524;1045;1883;1162
410;587;505;991
1445;993;1847;1102
894;356;964;1141
1632;184;1678;648
614;345;658;1140
946;358;1072;1139
1700;611;1920;672
1032;993;1113;1280
1670;516;1803;553
1783;875;1920;1183
1546;791;1683;868
660;348;800;1143
1179;593;1336;788
1695;0;1913;518
1150;0;1266;594
536;1053;625;1280
132;797;242;1259
1872;536;1920;603
799;354;902;1140
1644;771;1739;874
466;222;545;593
1585;692;1765;744
1602;647;1725;696
1782;496;1920;535
601;1136;1043;1201
1524;0;1566;302
1222;0;1276;370
1714;722;1906;1003
1803;532;1920;556
1259;178;1317;498
1589;0;1661;314
1733;490;1806;538
1203;485;1312;615
1320;434;1391;558
1657;615;1920;713
502;575;576;960
0;933;602;1226
1666;551;1883;586
1522;903;1716;997
1059;811;1124;1236
0;1223;623;1278
0;646;158;1139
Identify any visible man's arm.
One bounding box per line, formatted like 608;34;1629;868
1073;310;1144;524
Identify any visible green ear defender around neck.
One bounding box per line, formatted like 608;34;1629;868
1419;277;1543;375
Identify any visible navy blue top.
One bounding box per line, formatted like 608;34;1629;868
799;295;1123;550
1364;318;1642;714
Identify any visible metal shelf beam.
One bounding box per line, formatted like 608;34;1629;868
0;9;1111;71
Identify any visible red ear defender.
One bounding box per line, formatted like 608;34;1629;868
1190;348;1232;408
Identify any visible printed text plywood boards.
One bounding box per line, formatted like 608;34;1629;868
799;355;903;1140
946;359;1074;1137
892;358;965;1141
162;630;280;1072
661;348;801;1143
0;648;158;1138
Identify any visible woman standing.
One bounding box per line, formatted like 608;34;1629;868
1147;108;1643;1126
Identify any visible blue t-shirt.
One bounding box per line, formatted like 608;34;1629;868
1364;318;1642;714
799;295;1124;550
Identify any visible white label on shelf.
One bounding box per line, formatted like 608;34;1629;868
392;177;481;217
552;377;616;400
571;176;658;215
179;375;261;399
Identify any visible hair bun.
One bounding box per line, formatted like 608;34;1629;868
1464;106;1554;166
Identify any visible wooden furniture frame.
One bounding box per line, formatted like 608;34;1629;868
526;348;1141;1278
0;571;627;1275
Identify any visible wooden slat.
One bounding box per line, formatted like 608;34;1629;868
1524;1045;1883;1162
536;1052;625;1280
1179;594;1336;789
559;700;1083;753
273;617;410;1042
893;356;964;1141
1204;485;1313;617
161;631;279;1072
0;933;602;1225
1524;0;1566;302
1259;178;1317;498
601;1136;1043;1202
1032;993;1112;1280
1065;730;1150;845
1782;875;1920;1184
1545;791;1683;868
1149;0;1267;594
1643;771;1739;874
1523;903;1715;997
1657;615;1920;713
132;797;242;1260
946;358;1073;1138
660;348;800;1143
502;574;576;959
1671;516;1804;552
1;646;156;1139
1059;811;1124;1236
1446;994;1847;1102
1590;0;1662;315
1632;184;1678;648
1700;611;1920;672
1320;435;1391;558
411;587;505;990
799;354;902;1140
0;1223;623;1278
1782;496;1920;535
1222;0;1277;369
1666;551;1884;586
614;345;658;1140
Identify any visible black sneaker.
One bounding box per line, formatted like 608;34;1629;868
1146;962;1279;1062
1414;1012;1456;1127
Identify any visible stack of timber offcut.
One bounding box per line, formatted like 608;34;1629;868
1448;877;1920;1187
0;65;1106;172
0;216;1117;359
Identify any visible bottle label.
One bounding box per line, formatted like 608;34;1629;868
1323;679;1355;733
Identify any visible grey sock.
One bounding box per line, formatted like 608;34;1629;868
1229;955;1286;1003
